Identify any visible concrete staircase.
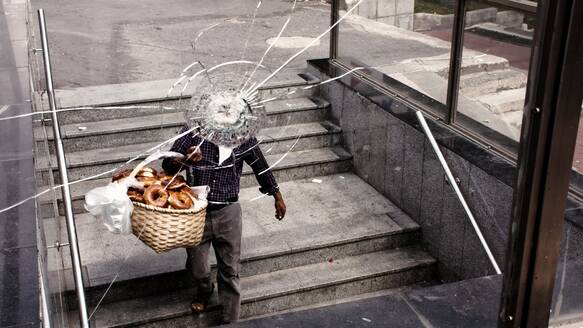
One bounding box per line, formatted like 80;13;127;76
36;69;436;327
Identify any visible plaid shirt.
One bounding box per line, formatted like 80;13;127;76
162;126;279;203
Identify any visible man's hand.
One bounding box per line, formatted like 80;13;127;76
274;191;286;221
184;146;203;164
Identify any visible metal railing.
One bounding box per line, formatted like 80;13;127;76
37;9;90;327
416;111;502;274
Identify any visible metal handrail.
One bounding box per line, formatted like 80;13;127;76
37;9;90;327
417;111;502;275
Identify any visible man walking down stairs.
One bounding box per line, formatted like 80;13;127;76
162;130;287;324
37;69;437;327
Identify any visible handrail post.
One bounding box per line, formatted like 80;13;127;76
329;0;339;59
37;9;90;328
445;0;466;124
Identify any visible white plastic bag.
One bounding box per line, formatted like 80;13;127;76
85;181;133;235
84;150;202;234
190;185;210;212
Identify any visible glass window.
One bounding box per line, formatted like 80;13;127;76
337;0;455;119
456;0;535;155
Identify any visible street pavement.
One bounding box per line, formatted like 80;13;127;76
31;0;332;87
30;0;452;89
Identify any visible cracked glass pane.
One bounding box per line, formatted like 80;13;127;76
5;0;565;326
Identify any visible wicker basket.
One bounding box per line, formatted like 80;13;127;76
131;201;207;253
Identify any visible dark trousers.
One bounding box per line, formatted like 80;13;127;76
186;203;242;323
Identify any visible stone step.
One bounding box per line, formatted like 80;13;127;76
475;87;527;114
38;146;351;215
35;100;331;153
387;69;524;141
69;247;435;327
43;71;320;125
36;123;346;183
47;173;421;295
459;69;527;99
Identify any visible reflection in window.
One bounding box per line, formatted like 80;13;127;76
456;0;535;153
337;0;455;117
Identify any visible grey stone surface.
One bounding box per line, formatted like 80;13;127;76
342;89;375;133
368;124;388;193
49;93;324;127
39;118;339;154
496;11;525;28
413;13;454;32
317;70;522;282
53;98;186;125
465;8;498;27
81;248;435;328
38;144;351;185
354;0;378;19
352;126;373;181
48;173;421;286
418;140;444;258
326;81;345;126
459;69;527;99
340;89;375;156
400;126;424;221
438;150;471;282
475;87;526;114
377;0;397;18
384;114;405;207
263;103;329;128
462;164;513;278
365;106;390;193
31;0;331;88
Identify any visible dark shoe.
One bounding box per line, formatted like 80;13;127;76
191;280;214;314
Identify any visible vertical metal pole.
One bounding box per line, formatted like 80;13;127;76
445;0;466;124
37;9;90;328
329;0;339;59
39;257;53;328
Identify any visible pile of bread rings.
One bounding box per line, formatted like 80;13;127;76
112;167;197;210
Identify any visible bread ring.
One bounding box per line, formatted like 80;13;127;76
168;181;187;190
112;169;132;182
129;193;145;203
160;175;187;190
141;167;156;174
160;174;182;184
168;191;193;210
180;186;197;199
144;185;169;208
127;189;145;203
137;171;156;178
137;176;161;188
137;167;157;178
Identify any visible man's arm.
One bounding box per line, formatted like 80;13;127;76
243;138;286;220
162;125;196;174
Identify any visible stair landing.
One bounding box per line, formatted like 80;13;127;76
47;173;420;288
